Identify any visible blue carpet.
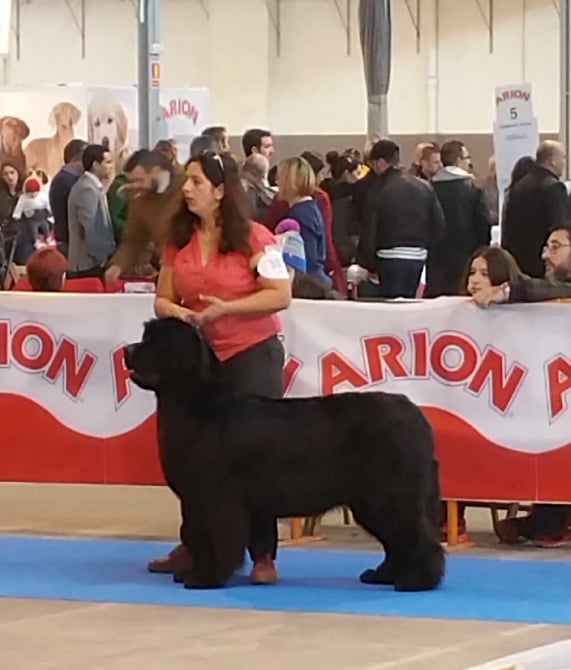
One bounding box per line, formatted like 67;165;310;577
1;535;570;624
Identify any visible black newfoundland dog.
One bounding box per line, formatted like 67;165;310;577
125;318;445;591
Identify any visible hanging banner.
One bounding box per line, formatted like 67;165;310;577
0;85;211;178
0;86;87;178
1;295;571;502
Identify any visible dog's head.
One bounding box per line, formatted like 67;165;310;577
0;116;30;151
124;318;211;393
88;97;129;153
49;102;81;133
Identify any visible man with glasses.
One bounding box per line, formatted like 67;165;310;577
473;225;571;547
474;226;571;305
503;140;569;278
425;140;490;297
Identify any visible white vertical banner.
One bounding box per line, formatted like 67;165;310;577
492;83;540;243
160;88;211;163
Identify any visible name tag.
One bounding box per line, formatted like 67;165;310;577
257;245;290;280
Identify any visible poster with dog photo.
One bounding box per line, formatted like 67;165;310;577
0;86;87;179
86;86;138;173
160;88;211;163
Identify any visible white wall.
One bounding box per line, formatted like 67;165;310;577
2;0;561;135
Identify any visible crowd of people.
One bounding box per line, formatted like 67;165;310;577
2;125;571;571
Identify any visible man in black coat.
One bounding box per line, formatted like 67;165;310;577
356;139;445;299
425;140;490;297
502;140;568;278
48;139;87;256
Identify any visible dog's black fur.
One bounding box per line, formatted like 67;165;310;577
125;318;445;591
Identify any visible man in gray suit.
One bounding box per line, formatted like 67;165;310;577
67;144;115;278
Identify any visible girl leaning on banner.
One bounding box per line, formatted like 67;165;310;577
439;245;523;544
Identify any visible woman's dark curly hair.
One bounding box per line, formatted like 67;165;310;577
168;151;252;255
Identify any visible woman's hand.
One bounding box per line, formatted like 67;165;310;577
171;305;198;324
192;295;229;326
472;284;508;308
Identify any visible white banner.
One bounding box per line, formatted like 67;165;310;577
0;85;211;178
1;294;571;500
493;83;540;241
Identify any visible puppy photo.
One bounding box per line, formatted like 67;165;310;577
25;102;82;178
0;116;30;176
125;318;445;591
88;94;130;172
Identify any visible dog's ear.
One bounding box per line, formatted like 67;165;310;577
116;104;128;146
16;118;30;139
69;103;82;125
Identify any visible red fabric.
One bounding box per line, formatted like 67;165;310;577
264;188;346;294
13;277;105;293
161;222;281;361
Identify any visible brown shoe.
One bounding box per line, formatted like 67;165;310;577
147;544;192;574
250;555;278;585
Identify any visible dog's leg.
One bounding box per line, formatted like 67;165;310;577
352;497;444;591
182;498;249;589
350;503;396;586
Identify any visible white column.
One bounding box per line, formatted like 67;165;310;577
425;0;440;136
208;0;271;134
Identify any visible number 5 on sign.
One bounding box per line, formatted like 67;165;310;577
495;83;533;125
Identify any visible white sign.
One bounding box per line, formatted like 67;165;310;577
494;83;533;125
160;87;211;163
493;83;540;239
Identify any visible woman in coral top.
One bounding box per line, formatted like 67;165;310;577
150;151;291;585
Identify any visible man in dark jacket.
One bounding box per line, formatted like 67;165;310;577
502;140;568;278
425;140;490;297
474;225;571;547
357;139;446;298
48;139;87;256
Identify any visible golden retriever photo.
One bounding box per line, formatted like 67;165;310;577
24;101;82;178
0;116;30;176
88;93;130;172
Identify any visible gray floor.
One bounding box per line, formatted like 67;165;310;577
1;483;570;670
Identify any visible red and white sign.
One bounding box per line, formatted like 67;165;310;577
1;294;571;503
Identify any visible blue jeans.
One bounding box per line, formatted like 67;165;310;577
375;257;424;299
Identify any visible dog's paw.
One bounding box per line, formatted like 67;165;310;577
359;566;394;586
393;576;440;592
183;574;224;590
173;569;190;585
